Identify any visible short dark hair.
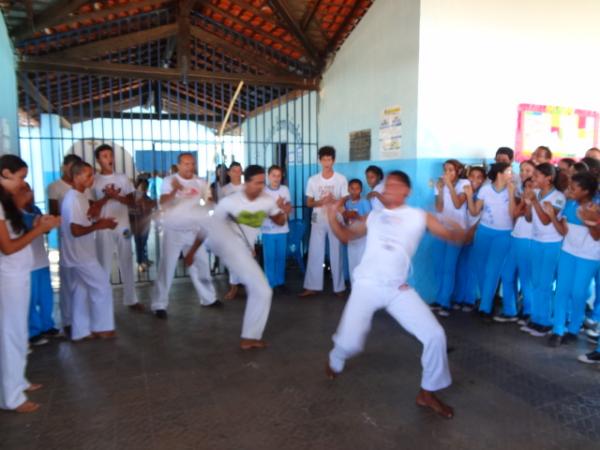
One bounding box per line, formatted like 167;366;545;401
365;165;383;181
572;162;589;174
581;157;600;176
536;146;552;161
268;164;283;175
178;152;195;163
94;144;113;160
348;178;363;189
63;154;82;166
487;162;511;182
495;147;514;161
559;158;576;168
571;172;598;198
71;160;93;178
318;146;336;160
387;170;411;188
244;164;265;181
468;165;486;178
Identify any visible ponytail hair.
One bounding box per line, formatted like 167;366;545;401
535;163;562;190
443;159;465;179
487;162;511;182
0;155;27;234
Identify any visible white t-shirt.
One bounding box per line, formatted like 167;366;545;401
221;182;244;198
561;200;598;260
353;207;427;286
214;191;281;246
511;216;533;239
161;174;210;231
531;189;566;243
22;208;50;270
93;173;134;229
306;172;348;225
261;185;290;234
48;178;92;212
434;179;470;229
477;184;513;231
60;189;97;268
370;182;385;212
0;203;34;274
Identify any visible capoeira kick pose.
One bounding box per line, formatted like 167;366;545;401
202;165;287;349
91;144;142;311
150;153;220;319
324;171;465;419
61;161;117;341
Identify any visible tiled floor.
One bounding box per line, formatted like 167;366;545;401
2;273;599;450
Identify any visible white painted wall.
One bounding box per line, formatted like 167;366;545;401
417;0;600;159
317;0;421;162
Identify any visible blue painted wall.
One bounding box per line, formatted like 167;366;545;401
0;15;18;155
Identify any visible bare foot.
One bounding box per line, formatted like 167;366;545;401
240;339;268;350
416;389;454;419
93;330;117;340
334;291;346;298
325;363;338;380
224;285;239;300
25;383;43;393
128;303;145;312
298;289;318;298
15;401;40;413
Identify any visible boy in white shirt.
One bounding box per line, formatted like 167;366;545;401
91;144;142;311
150;153;220;319
300;146;348;297
61;161;118;341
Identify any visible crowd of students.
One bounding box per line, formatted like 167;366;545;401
1;142;599;415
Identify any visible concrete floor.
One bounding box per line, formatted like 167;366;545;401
2;273;599;450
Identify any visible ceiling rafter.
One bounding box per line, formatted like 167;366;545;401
12;0;91;41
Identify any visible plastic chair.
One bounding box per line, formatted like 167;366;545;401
287;218;306;274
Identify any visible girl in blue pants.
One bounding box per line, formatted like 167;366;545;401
432;160;469;316
547;172;600;346
261;165;292;289
498;160;536;323
465;163;516;319
521;163;566;337
453;166;486;311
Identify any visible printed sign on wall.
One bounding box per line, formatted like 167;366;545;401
379;106;402;160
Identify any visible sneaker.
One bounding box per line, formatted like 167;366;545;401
461;305;474;313
452;304;462;311
204;300;224;308
562;332;578;344
520;324;535;333
429;303;442;311
528;325;551;338
585;328;600;339
587;335;599;345
517;318;529;326
547;333;563;347
29;335;49;346
154;309;168;319
584;318;598;330
577;351;600;364
493;314;519;323
437;308;451;317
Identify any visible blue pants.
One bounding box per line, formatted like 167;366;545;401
474;225;511;314
454;243;479;305
28;267;55;337
134;231;149;264
262;233;288;288
553;252;600;336
591;269;600;322
433;238;462;308
500;237;533;317
530;240;562;327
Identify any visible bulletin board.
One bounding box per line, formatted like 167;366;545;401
515;104;599;161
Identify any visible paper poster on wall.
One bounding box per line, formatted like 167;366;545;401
515;104;599;161
379;106;402;159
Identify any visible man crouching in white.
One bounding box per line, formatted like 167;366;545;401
324;170;465;419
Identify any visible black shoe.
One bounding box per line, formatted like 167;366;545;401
155;309;168;319
479;311;493;323
42;328;62;338
204;300;223;308
547;333;563;347
493;314;519;323
578;351;600;364
562;332;578;344
429;303;442;311
29;334;49;346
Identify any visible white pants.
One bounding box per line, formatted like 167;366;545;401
59;263;73;327
304;221;345;292
347;237;366;281
0;272;31;410
151;228;217;311
206;223;272;340
329;280;452;392
70;262;115;341
96;229;138;306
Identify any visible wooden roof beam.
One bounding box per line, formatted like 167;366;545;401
301;0;323;30
50;23;178;60
61;0;171;25
177;0;192;79
19;75;72;129
267;0;322;67
19;57;320;90
12;0;91;41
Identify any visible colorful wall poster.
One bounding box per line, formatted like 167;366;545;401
379;105;402;159
515;104;599;161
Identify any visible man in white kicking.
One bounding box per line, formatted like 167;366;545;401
324;170;465;419
150;152;220;319
91;144;142;311
203;164;287;349
299;146;348;297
